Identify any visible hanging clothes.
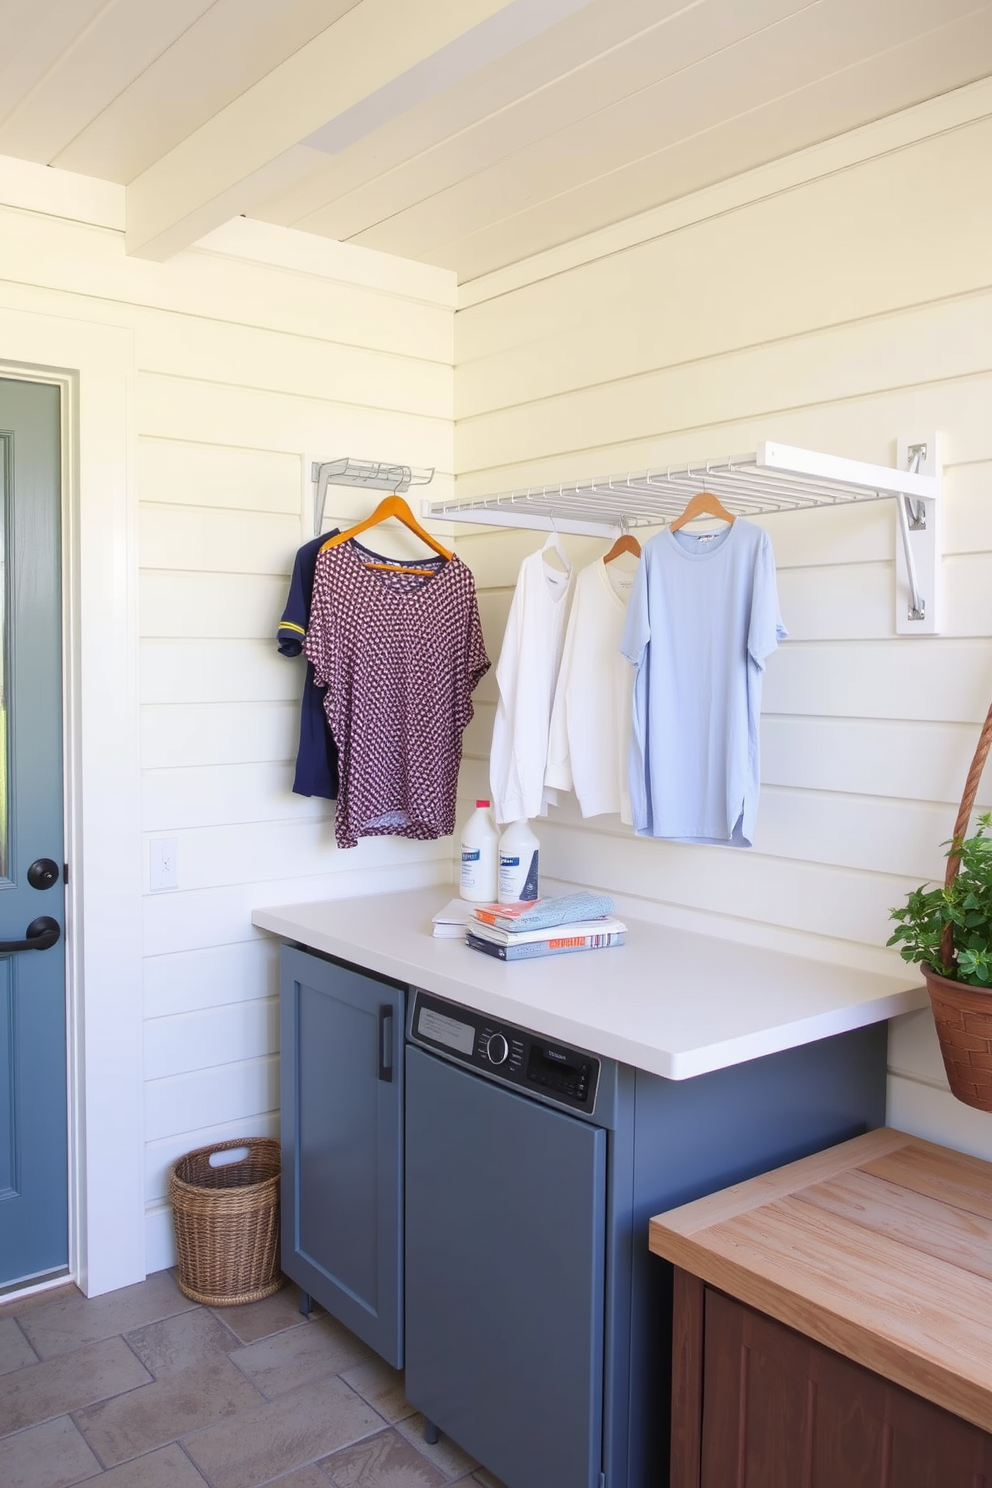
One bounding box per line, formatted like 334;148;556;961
489;538;573;824
277;531;340;799
305;538;489;850
620;518;787;846
545;556;637;823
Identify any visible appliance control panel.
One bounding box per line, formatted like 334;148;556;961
408;990;601;1115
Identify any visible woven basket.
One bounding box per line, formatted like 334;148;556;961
923;695;992;1112
169;1137;283;1306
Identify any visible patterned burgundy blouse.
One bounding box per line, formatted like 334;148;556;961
305;539;490;849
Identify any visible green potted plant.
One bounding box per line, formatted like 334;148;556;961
888;703;992;1111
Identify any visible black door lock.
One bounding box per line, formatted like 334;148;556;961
27;858;60;890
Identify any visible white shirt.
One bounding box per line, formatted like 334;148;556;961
546;557;637;823
489;543;573;824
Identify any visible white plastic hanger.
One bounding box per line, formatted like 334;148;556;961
541;518;571;576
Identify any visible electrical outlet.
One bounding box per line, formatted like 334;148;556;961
149;837;179;892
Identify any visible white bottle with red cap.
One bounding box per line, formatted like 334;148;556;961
459;799;499;902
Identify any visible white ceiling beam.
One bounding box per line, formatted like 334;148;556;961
125;0;598;261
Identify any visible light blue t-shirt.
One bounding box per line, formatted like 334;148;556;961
620;518;786;847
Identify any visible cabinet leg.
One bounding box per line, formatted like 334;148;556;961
298;1290;313;1317
422;1418;439;1445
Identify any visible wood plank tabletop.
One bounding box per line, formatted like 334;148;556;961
649;1128;992;1435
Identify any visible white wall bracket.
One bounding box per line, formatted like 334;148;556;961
894;433;941;636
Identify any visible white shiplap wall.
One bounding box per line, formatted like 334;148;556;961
0;177;456;1273
453;97;992;1160
135;236;456;1270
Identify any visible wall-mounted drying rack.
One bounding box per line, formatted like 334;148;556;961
423;433;943;636
312;457;434;537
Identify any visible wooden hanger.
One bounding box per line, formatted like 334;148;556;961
669;491;736;532
321;492;452;577
602;532;642;563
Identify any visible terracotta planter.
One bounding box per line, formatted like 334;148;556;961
913;693;992;1112
922;963;992;1113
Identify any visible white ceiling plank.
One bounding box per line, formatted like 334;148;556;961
455;73;992;307
349;0;992;267
251;0;696;230
292;0;818;243
424;9;992;279
2;0;991;284
351;0;990;259
123;0;600;261
0;0;109;135
0;0;216;166
53;0;360;184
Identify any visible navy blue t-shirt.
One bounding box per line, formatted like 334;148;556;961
278;532;339;799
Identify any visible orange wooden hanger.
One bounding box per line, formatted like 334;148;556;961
602;532;642;564
321;493;453;577
669;491;736;533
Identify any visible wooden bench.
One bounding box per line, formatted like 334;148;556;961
649;1127;992;1487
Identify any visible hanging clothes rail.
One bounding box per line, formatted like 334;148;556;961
423;434;942;636
312;457;434;536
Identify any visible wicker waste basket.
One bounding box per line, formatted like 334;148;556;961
169;1137;283;1306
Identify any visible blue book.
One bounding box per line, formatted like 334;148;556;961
477;891;616;935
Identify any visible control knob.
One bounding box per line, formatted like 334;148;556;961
485;1032;509;1065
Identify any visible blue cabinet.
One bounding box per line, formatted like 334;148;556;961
279;945;405;1366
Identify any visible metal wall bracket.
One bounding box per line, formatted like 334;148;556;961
894;433;941;636
311;458;435;535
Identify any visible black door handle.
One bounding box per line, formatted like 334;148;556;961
378;1005;394;1083
0;916;61;953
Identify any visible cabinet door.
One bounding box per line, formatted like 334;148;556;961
699;1288;992;1488
280;945;405;1366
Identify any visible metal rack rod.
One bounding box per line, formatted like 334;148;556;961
422;435;944;635
423;442;938;535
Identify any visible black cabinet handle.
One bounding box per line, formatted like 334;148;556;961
378;1005;394;1083
0;916;61;953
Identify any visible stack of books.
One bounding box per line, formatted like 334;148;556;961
464;892;626;961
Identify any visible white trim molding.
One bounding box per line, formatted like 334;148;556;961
1;310;144;1297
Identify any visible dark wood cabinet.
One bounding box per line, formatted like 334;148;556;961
653;1132;992;1488
673;1272;992;1488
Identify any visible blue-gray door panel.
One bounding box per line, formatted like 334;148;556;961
279;946;404;1366
0;378;66;1290
405;1045;607;1488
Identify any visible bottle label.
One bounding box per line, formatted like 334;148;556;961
499;849;539;902
462;850;480;862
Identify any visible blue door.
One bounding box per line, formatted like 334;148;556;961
0;377;67;1292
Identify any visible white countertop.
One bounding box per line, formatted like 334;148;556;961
251;887;926;1080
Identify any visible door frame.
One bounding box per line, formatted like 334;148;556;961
1;311;145;1297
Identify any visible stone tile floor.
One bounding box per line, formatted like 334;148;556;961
0;1272;507;1488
